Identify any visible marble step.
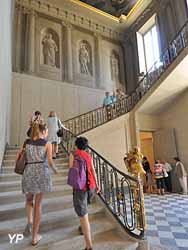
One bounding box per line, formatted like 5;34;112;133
0;203;105;243
0;195;73;221
2;158;68;167
0;176;70;192
3;153;67;160
37;230;138;250
0;169;69;181
0;217;121;250
0;186;72;205
0;162;69;176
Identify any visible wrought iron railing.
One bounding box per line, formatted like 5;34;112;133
60;19;188;240
64;19;188;135
61;129;145;239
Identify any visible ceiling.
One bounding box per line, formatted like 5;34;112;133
79;0;139;17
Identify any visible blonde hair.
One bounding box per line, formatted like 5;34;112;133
49;111;56;117
31;123;47;140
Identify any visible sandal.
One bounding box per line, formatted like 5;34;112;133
32;235;42;246
23;223;32;237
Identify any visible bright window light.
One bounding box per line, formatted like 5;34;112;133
137;15;161;75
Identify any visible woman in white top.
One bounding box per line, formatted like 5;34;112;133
47;111;67;158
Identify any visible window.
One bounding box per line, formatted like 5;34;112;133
137;15;161;75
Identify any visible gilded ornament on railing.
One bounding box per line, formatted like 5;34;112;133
124;147;146;231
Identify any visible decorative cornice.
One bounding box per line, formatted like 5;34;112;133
124;1;157;41
15;0;124;42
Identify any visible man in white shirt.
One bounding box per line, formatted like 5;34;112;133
161;160;172;192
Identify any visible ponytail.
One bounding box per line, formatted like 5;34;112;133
31;123;47;140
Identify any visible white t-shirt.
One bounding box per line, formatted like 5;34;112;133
163;162;172;172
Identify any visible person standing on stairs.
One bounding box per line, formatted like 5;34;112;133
47;111;67;159
69;137;100;250
18;123;58;246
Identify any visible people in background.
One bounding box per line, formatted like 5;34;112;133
111;91;117;103
69;137;99;250
19;123;58;246
143;156;153;193
161;160;172;192
29;111;43;127
103;92;113;121
47;111;64;159
116;88;126;102
173;157;187;195
154;160;165;195
103;92;113;107
27;111;43;137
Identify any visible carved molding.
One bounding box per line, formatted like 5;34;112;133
15;0;124;42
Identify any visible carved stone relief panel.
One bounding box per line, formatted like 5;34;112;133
36;16;63;81
72;29;96;88
41;28;60;68
100;39;125;90
79;40;92;76
110;50;120;82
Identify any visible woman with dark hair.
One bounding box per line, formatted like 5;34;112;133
17;123;58;245
69;137;99;250
173;157;187;194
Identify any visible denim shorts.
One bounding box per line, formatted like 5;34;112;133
73;189;95;217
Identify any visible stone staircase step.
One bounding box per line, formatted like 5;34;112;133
0;186;72;205
0;169;69;181
0;195;73;221
3;153;67;160
1;163;69;174
35;229;138;250
0;204;105;244
0;176;69;192
0;217;120;250
2;158;68;167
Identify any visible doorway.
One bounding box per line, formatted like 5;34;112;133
140;131;155;170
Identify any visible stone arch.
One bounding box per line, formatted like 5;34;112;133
78;40;93;76
40;27;60;68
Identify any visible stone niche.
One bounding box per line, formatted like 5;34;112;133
72;29;96;88
100;39;125;90
35;16;63;81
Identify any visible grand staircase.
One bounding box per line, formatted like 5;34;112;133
0;146;138;250
1;9;188;250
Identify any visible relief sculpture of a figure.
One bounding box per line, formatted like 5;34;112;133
79;43;91;76
111;53;120;82
42;33;58;67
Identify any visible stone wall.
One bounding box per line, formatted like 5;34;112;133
124;0;188;94
0;0;13;167
11;72;106;145
13;0;126;92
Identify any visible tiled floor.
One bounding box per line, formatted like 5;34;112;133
145;194;188;250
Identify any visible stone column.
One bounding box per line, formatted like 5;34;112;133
94;33;103;88
27;9;36;73
62;21;73;82
14;5;23;72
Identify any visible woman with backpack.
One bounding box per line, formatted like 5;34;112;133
154;160;165;195
69;137;99;250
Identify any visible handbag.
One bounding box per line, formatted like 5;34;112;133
14;149;26;175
